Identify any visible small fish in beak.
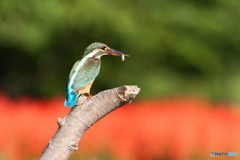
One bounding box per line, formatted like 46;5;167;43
106;48;129;61
121;54;125;61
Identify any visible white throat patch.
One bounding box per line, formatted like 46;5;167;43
85;49;106;59
85;50;99;58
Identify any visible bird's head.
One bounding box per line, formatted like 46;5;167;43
83;42;129;61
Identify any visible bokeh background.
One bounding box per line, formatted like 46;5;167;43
0;0;240;159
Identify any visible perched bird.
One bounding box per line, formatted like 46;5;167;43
64;42;129;107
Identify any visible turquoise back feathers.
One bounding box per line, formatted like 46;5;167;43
64;58;100;107
64;42;129;107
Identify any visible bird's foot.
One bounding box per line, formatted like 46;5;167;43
84;93;93;98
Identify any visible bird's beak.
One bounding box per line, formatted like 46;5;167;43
105;49;129;61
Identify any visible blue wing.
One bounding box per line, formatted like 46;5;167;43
64;58;100;107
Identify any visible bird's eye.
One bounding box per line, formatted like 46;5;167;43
101;46;107;50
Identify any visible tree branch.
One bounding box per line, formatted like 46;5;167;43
39;85;140;160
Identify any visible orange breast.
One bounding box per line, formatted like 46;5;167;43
79;81;94;94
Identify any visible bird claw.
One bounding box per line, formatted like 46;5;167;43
84;93;93;98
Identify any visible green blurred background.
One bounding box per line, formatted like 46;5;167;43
0;0;240;102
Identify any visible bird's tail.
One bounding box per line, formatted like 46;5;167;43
64;88;79;107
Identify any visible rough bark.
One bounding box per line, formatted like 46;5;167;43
39;85;140;160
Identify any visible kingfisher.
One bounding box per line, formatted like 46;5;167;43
64;42;129;107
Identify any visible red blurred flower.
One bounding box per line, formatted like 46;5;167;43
0;94;240;160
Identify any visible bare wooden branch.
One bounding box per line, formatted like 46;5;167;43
39;85;140;160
